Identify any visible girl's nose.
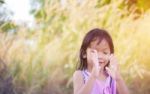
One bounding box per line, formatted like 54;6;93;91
97;53;103;59
97;52;109;60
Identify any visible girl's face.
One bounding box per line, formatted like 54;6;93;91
86;39;111;69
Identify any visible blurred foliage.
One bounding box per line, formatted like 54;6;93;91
0;0;13;26
0;0;4;4
0;59;15;94
1;22;17;32
0;0;150;94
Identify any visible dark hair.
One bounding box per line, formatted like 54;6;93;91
77;28;114;70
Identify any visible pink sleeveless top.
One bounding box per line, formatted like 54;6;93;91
82;70;117;94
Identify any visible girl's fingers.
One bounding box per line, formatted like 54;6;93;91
106;66;116;79
110;65;117;72
90;49;99;66
109;54;113;60
109;54;118;67
106;67;111;75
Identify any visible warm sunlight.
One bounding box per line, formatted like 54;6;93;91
5;0;34;23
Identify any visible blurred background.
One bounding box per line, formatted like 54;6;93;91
0;0;150;94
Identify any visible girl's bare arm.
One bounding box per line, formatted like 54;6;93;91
73;70;96;94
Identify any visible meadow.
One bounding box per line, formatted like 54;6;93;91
0;0;150;94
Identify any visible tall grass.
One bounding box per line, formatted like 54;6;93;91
0;0;150;94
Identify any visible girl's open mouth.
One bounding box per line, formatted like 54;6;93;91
99;61;104;64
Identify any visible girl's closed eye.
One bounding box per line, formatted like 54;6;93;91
103;51;109;55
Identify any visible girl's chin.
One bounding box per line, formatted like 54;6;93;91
99;63;107;67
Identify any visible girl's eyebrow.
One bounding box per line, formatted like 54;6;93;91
103;48;109;50
101;48;110;51
96;48;110;52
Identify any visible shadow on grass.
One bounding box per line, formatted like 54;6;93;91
0;59;15;94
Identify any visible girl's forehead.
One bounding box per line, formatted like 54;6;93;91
90;39;110;50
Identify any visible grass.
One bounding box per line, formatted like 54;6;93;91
0;0;150;94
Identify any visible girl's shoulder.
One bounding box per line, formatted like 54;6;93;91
73;70;82;79
73;70;84;87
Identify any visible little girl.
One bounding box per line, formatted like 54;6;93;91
73;28;129;94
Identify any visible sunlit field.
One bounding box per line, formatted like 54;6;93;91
0;0;150;94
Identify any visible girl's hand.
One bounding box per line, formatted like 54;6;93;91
106;54;120;80
89;49;101;78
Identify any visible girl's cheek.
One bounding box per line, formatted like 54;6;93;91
104;54;110;63
86;52;92;63
105;55;109;61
